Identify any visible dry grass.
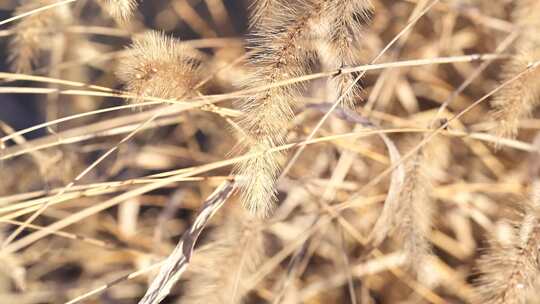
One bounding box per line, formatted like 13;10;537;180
489;0;540;142
1;0;540;303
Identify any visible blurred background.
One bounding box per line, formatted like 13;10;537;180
2;1;538;303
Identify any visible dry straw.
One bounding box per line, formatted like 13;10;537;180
4;0;540;304
138;181;236;304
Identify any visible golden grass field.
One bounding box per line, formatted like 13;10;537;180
1;0;540;303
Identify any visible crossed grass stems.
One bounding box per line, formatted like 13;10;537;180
0;0;539;303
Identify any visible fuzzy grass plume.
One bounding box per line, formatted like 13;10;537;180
490;0;540;140
368;135;434;275
474;181;540;304
315;0;372;107
235;0;372;217
180;207;266;304
116;31;201;104
97;0;138;22
8;0;72;73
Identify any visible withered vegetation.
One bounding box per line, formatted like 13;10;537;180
1;1;540;304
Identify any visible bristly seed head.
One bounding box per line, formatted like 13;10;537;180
116;31;201;104
97;0;138;22
234;0;372;217
490;0;540;143
8;0;72;73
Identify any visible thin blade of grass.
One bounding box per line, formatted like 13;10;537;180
138;180;235;304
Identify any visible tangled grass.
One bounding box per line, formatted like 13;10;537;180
1;0;540;303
